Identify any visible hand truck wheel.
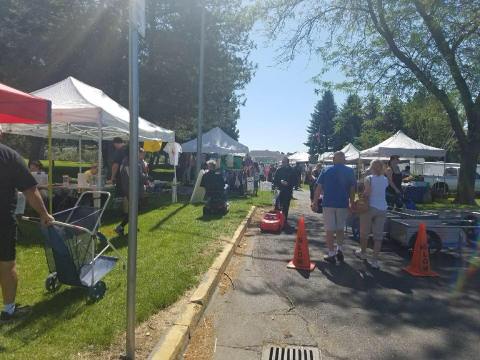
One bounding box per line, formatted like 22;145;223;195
45;272;61;293
88;281;107;302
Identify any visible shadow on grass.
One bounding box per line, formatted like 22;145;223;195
197;212;229;222
149;203;189;231
3;287;86;347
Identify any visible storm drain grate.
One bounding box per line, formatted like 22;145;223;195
262;345;320;360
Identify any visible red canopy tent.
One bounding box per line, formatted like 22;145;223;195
0;82;51;124
1;82;53;210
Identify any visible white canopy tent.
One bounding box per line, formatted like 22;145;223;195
342;143;361;161
318;151;334;162
319;143;360;162
181;127;249;155
2;77;175;186
288;151;310;163
360;130;445;158
2;77;174;141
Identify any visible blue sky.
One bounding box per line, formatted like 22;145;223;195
237;30;347;154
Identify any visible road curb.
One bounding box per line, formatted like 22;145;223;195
149;206;256;360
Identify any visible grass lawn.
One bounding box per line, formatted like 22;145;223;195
1;192;271;359
417;197;480;211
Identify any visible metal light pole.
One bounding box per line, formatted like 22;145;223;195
196;2;206;175
126;0;141;358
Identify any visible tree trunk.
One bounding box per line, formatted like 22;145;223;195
457;145;479;204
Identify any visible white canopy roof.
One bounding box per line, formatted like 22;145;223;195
250;150;284;163
360;130;445;158
318;151;334;162
342;143;361;161
288;151;310;163
181;127;249;155
318;143;360;161
319;143;360;162
2;77;174;142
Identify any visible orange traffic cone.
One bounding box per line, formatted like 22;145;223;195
287;216;316;271
403;223;439;277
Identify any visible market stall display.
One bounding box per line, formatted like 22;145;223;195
2;77;175;192
181;127;248;155
182;127;250;196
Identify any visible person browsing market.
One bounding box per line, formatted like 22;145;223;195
312;151;355;264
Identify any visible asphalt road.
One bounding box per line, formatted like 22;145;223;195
189;190;480;360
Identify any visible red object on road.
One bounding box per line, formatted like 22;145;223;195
0;82;51;124
403;223;438;277
260;210;285;233
287;216;316;271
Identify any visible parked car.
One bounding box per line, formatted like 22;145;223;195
422;167;480;194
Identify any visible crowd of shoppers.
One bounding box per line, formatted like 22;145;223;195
307;152;402;269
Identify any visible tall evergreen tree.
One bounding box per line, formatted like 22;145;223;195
363;94;382;124
333;94;363;149
356;94;391;149
305;90;337;157
382;96;405;132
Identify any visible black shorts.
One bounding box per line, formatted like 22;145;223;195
0;223;17;262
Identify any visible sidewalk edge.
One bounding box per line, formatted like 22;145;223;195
149;206;256;360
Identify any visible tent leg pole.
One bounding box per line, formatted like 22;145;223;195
98;128;102;188
79;137;82;172
95;128;103;209
172;166;177;203
196;3;206;176
48;123;53;213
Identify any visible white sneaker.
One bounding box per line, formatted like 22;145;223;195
369;259;380;269
354;249;366;261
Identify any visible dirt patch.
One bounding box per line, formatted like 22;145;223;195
183;315;215;360
75;290;193;360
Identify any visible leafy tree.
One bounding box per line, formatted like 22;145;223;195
333;94;363;149
258;0;480;204
356;127;392;150
403;91;459;161
305;90;337;157
0;0;254;145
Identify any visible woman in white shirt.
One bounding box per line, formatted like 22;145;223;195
355;159;389;269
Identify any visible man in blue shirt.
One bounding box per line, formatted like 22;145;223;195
312;152;355;264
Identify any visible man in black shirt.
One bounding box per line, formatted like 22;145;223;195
0;142;53;321
201;160;226;199
274;157;298;230
109;137;129;236
109;137;129;189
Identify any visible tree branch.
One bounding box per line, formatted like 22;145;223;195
451;24;480;53
413;1;475;117
366;0;467;147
